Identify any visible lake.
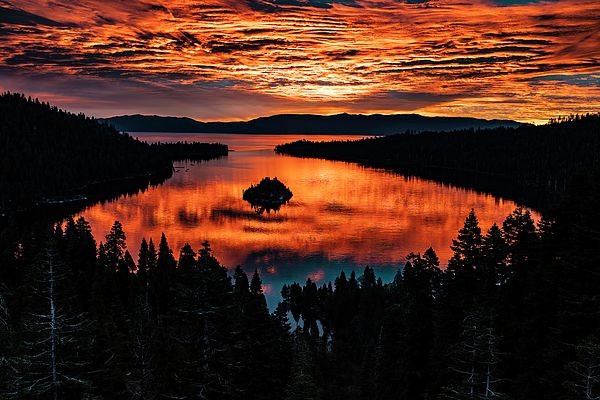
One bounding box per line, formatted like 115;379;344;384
79;133;535;307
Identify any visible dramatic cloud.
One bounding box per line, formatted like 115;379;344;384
0;0;598;122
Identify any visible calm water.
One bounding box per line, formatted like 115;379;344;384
80;133;536;306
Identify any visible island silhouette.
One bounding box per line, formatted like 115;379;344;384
243;177;293;214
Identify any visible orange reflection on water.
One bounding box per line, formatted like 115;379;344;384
79;134;537;293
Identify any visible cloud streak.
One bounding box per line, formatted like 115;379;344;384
0;0;598;122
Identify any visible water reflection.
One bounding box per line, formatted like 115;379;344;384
79;134;537;306
248;203;285;215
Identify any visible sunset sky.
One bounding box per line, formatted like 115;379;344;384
1;0;599;123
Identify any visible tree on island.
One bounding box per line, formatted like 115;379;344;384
243;177;293;214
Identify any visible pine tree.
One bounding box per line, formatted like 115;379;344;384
136;238;150;313
155;233;175;316
146;238;158;318
90;238;129;398
243;270;284;399
178;243;197;271
498;207;543;399
482;224;508;288
565;337;600;400
438;210;486;384
91;242;111;313
147;238;157;275
331;270;355;371
302;279;319;338
440;308;506;400
104;221;127;271
0;284;7;333
9;240;93;399
289;283;303;327
125;287;158;400
158;241;213;399
448;209;484;277
178;240;233;398
378;249;440;400
63;217;97;311
375;303;405;400
137;239;149;288
116;250;134;305
233;265;250;310
284;334;321;400
0;284;9;394
357;266;386;379
502;207;537;266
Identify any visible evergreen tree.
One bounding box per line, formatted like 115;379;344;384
302;279;319;338
438;211;485;388
289;283;303;327
146;239;158;318
272;302;293;376
137;238;150;292
482;224;508;290
164;242;206;399
191;240;234;398
178;243;197;271
60;217;97;313
147;238;157;275
245;270;284;399
440;308;505;400
448;209;484;280
155;233;175;316
105;221;127;271
565;336;600;400
233;265;250;310
498;208;545;399
116;250;134;305
0;284;9;395
9;240;93;399
375;303;406;400
285;334;321;400
502;207;537;267
378;249;440;400
125;288;158;400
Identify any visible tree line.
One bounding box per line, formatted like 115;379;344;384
0;92;227;212
1;170;599;399
275;114;600;210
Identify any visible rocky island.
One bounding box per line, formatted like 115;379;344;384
243;177;293;213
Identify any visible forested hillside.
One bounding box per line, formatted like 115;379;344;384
276;114;600;209
0;93;227;211
0;172;599;399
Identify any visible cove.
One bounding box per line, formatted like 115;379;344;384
79;133;538;306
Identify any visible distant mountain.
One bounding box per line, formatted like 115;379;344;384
103;113;523;135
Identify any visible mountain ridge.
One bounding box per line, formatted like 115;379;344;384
102;113;524;134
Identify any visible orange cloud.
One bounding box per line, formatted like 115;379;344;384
0;0;598;122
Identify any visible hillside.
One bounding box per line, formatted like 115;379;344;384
0;93;227;211
275;114;600;209
104;113;522;134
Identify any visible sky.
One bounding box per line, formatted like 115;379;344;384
0;0;599;123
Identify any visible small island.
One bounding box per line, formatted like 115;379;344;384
243;177;293;213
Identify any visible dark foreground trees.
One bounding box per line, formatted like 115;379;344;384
9;242;93;399
1;173;600;399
